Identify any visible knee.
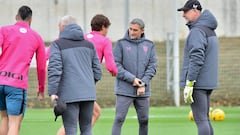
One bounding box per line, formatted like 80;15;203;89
56;126;65;135
114;114;126;124
139;117;148;125
0;116;8;125
80;124;92;135
0;111;8;122
0;117;9;135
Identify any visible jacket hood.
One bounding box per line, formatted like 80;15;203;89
188;10;218;30
59;24;84;40
123;30;146;43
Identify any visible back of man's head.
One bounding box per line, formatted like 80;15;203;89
17;5;32;21
59;15;77;26
91;14;111;31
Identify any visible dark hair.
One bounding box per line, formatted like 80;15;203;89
17;5;32;21
90;14;111;31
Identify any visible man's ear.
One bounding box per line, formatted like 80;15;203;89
101;25;105;31
15;15;19;21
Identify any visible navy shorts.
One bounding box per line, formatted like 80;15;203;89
0;85;27;115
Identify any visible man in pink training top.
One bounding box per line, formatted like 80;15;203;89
0;5;46;135
56;14;117;135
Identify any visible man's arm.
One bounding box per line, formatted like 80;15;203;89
92;46;102;83
103;39;118;76
187;29;207;81
141;44;158;85
48;43;63;97
0;27;3;56
35;37;46;100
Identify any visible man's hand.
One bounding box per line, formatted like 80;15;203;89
183;80;195;104
37;92;45;101
111;72;117;77
183;86;194;104
133;78;142;86
50;95;58;102
137;86;145;96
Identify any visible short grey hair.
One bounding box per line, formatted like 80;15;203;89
59;15;77;26
130;18;145;29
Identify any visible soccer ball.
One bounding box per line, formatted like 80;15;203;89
188;110;194;121
211;108;225;121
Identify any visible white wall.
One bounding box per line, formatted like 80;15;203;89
0;0;239;42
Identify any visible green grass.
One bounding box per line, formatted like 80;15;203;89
19;106;240;135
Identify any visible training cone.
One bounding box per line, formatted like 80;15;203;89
188;110;194;121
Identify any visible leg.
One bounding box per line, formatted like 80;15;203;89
206;91;214;135
0;85;8;135
62;102;79;135
79;101;94;135
191;89;213;135
111;95;133;135
4;86;27;135
56;125;65;135
0;111;8;135
56;101;98;135
134;98;149;135
92;102;101;127
7;115;23;135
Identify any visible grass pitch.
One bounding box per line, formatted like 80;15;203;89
19;106;240;135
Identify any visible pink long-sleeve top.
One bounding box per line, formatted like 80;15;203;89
85;31;117;75
0;22;46;93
